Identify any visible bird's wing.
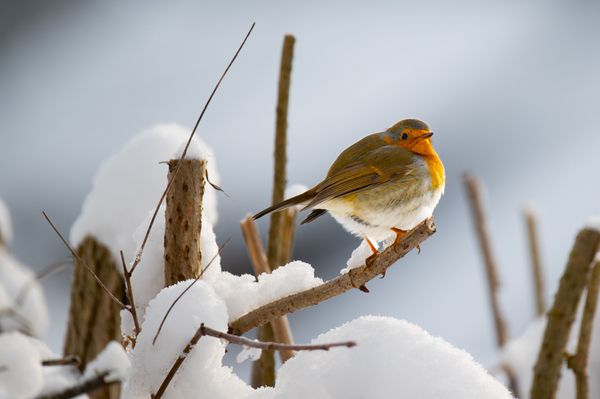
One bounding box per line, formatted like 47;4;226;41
303;145;417;210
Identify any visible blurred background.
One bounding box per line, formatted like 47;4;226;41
1;0;600;381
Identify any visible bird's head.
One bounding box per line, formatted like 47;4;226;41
385;119;435;155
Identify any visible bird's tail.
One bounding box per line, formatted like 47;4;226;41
253;188;316;220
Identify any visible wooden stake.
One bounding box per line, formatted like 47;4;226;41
530;227;600;399
164;158;206;286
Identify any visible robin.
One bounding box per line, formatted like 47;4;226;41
254;119;444;255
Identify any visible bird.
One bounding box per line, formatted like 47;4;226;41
254;118;445;255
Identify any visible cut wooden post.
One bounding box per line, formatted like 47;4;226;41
63;236;124;399
530;227;600;399
164;158;206;286
252;33;296;388
524;206;546;316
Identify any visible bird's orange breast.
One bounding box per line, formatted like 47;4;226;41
424;153;445;190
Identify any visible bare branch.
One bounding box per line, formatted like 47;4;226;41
229;217;436;336
530;227;600;399
42;356;80;367
42;211;126;309
120;250;141;337
152;322;354;399
130;22;255;275
524;206;546;316
152;240;229;346
35;372;117;399
567;258;600;399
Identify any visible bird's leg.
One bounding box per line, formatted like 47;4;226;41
391;227;420;253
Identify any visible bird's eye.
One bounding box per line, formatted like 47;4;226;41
401;133;409;140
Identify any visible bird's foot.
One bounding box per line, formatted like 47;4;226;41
390;227;408;246
416;244;421;254
364;237;379;267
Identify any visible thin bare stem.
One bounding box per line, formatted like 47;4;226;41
567;258;600;399
130;22;255;275
15;259;71;306
35;372;116;399
229;217;436;336
530;227;600;399
151;240;229;346
524;206;546;316
151;322;354;399
42;211;126;309
42;356;80;367
120;250;141;336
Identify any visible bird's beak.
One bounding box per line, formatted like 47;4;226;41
419;132;434;140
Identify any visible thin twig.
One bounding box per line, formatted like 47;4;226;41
42;211;127;309
152;240;229;346
530;228;600;399
15;259;71;306
120;250;141;337
229;217;436;336
240;216;295;362
130;22;255;275
151;322;354;399
524;206;546;316
567;258;600;399
35;372;117;399
42;356;80;367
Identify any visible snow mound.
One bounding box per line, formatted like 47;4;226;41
84;341;131;382
0;332;43;398
70;124;220;262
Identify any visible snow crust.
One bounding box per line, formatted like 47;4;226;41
0;199;12;245
69;124;219;262
0;247;48;337
84;341;131;382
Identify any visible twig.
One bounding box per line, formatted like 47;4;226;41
463;174;509;347
129;22;255;276
524;206;546;316
42;211;126;309
35;372;117;399
120;250;141;337
151;240;229;346
530;227;600;399
567;258;600;399
152;322;354;399
240;216;295;362
15;259;71;306
229;217;436;335
42;356;80;367
463;174;519;396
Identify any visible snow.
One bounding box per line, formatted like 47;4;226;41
0;332;43;399
211;261;323;321
84;341;131;382
503;312;600;399
123;280;251;399
0;199;12;245
262;316;513;399
0;247;48;337
70;124;220;263
174;141;212;160
587;216;600;232
236;345;262;364
341;240;374;274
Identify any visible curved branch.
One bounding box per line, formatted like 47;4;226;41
229;217;436;335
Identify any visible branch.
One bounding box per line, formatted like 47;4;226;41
42;356;80;367
120;250;141;338
567;257;600;399
35;372;117;399
524;206;546;316
530;227;600;399
129;22;255;275
229;217;436;336
152;323;354;399
240;216;295;362
42;211;126;309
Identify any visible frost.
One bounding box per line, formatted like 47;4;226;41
70;124;219;262
84;341;131;382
